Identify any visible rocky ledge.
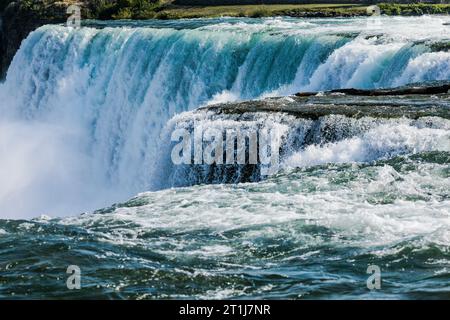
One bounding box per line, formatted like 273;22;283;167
201;83;450;120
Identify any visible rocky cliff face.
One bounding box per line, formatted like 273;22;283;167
0;0;85;78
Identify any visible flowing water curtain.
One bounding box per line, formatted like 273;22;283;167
1;17;450;216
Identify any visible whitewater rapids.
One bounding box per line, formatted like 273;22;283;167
1;16;450;218
0;16;449;300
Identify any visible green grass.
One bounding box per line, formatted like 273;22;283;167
379;3;450;15
153;3;368;19
9;1;449;21
84;0;368;20
88;0;162;19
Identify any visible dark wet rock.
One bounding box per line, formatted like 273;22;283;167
429;41;450;52
202;82;450;120
296;83;450;97
0;0;85;78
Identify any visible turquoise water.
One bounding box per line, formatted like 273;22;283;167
0;16;449;299
1;152;449;299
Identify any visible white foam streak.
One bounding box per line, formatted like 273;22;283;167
284;122;450;169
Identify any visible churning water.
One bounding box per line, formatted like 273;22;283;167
0;16;449;299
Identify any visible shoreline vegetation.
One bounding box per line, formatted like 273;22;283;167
117;2;450;20
82;1;450;20
3;1;450;21
98;2;368;20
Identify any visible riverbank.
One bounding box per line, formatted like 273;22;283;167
144;3;368;20
2;1;450;77
145;3;450;20
81;1;450;20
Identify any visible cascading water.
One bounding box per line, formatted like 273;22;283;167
0;16;449;300
159;108;450;188
1;16;450;218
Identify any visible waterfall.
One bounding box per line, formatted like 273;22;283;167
1;16;449;217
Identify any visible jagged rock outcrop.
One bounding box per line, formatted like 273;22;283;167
0;0;85;78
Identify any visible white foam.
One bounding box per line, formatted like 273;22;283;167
57;158;450;256
283;120;450;169
1;17;450;218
